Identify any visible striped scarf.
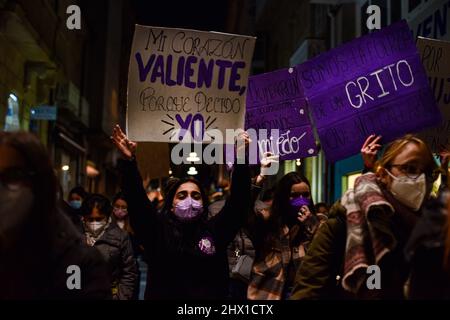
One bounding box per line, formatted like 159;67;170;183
341;173;395;293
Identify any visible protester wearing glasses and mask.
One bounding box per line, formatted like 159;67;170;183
291;134;439;300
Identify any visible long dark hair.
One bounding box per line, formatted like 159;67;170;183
162;177;209;215
80;193;113;217
161;177;210;254
68;186;88;200
111;191;134;234
272;172;314;225
0;131;58;297
258;172;314;252
112;191;126;205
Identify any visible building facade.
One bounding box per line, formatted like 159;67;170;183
226;0;450;204
0;0;131;198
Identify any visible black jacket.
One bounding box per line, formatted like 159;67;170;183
1;208;111;300
92;222;139;300
289;201;349;300
60;200;84;234
119;159;251;299
49;210;112;299
405;192;450;299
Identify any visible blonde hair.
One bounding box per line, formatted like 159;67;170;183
375;134;438;179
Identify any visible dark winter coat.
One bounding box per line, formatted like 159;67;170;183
92;222;139;300
119;159;251;299
405;192;450;299
1;208;111;300
291;197;416;300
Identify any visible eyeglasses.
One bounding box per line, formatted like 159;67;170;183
389;163;436;180
0;168;35;190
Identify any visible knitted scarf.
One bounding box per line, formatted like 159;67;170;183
341;173;395;293
84;217;112;246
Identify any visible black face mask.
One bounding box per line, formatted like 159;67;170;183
0;183;34;251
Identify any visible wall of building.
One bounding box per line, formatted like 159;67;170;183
0;0;128;198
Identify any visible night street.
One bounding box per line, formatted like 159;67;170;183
1;0;450;309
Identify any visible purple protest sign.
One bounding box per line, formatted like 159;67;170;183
245;67;318;160
297;20;442;163
416;37;450;152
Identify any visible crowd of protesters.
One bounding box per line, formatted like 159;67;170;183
1;128;450;300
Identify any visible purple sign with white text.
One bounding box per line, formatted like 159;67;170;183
245;66;318;161
297;20;442;163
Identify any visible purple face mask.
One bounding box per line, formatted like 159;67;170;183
290;196;311;213
173;197;204;221
113;208;127;220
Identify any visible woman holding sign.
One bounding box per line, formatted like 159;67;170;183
290;134;440;299
111;125;251;299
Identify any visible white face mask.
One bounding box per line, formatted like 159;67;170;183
85;219;108;237
386;170;426;211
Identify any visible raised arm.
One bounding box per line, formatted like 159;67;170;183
112;125;158;243
361;134;382;173
210;132;252;249
246;152;279;245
